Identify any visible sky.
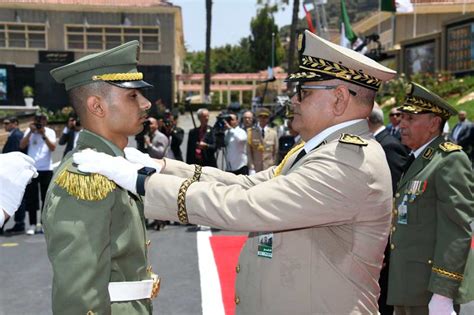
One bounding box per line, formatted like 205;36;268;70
171;0;302;52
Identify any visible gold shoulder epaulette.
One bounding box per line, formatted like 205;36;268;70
55;168;116;201
439;142;462;153
338;133;368;146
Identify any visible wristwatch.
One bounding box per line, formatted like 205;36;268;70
136;167;156;196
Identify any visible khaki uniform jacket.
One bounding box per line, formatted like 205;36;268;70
144;120;392;315
43;130;152;315
247;125;278;172
387;136;474;306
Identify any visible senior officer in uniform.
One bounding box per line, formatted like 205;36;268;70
247;107;279;173
387;83;474;315
42;41;159;315
74;30;396;314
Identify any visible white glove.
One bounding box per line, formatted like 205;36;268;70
124;147;162;172
249;169;256;175
428;293;456;315
0;152;38;217
73;149;143;194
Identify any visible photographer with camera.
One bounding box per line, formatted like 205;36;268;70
59;114;82;157
223;113;248;175
186;108;216;167
19;113;56;235
145;117;169;159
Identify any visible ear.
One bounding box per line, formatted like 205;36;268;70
332;85;350;116
86;95;106;118
430;115;443;133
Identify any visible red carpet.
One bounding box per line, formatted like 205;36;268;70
209;235;247;315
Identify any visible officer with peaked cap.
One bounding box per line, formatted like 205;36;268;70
42;41;159;315
247;107;279;173
73;30;396;314
387;82;474;314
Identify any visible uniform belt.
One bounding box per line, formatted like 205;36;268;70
108;274;160;302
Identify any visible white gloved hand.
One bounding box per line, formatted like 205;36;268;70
73;149;143;194
428;293;456;315
0;152;38;216
124;147;162;172
249;169;256;175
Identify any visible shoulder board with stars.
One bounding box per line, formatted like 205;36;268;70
55;162;116;201
439;142;463;153
338;133;368;146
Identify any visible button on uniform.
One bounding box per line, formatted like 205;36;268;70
235;296;240;305
235;264;240;273
390;243;395;250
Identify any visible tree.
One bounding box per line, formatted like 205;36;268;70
287;0;300;84
204;0;212;102
249;4;284;72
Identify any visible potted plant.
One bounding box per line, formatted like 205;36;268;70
22;85;34;108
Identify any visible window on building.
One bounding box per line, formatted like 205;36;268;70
0;23;46;49
65;25;160;52
446;21;474;73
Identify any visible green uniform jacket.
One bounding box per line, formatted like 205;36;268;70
43;130;152;315
387;136;474;306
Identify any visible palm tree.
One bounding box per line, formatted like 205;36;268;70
204;0;212;103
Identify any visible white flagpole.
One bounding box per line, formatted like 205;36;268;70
413;0;417;38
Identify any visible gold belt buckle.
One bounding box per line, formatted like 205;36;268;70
150;273;161;299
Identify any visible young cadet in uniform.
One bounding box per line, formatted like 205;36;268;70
387;83;474;315
43;41;159;315
247;107;279;174
74;30;396;314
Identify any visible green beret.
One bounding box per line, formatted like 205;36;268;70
257;107;271;117
50;40;152;91
398;82;457;120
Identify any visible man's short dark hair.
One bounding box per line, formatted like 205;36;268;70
7;116;18;124
68;81;112;118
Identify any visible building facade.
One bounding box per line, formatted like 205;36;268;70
0;0;184;110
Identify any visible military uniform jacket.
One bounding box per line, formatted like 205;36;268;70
43;130;152;315
387;136;474;306
247;125;278;172
144;120;392;314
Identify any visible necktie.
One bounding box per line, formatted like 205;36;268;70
261;128;265;139
403;154;415;173
290;149;306;168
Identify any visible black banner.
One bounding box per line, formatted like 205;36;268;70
39;51;74;64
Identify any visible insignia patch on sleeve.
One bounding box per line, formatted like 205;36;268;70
338;133;368;146
439;142;462;153
55;168;116;201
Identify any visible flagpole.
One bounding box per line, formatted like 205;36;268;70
377;0;381;37
413;0;417;38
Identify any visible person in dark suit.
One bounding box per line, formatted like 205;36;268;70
186;108;216;167
386;107;402;140
58;115;82;157
2;116;23;153
458;121;474;167
368;104;408;315
2;116;27;235
167;110;184;161
449;110;470;143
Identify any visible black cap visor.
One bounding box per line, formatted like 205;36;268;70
107;80;153;90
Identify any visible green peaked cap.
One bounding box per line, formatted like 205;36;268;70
50;40;152;91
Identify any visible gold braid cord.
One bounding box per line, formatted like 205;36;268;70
55;169;116;201
273;142;306;177
289;56;381;91
432;266;464;281
177;165;202;224
92;72;143;81
402;96;451;120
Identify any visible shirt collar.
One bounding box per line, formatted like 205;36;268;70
373;125;386;137
303;119;364;153
412;136;437;158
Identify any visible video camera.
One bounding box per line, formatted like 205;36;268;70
213;111;232;149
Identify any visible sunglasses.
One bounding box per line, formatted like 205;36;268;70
291;84;357;102
389;113;401;117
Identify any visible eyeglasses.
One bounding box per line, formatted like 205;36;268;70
291;84;357;102
389;113;401;117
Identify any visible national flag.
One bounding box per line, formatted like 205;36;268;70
340;0;357;48
381;0;414;13
302;2;315;33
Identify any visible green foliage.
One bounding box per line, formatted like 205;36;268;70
249;4;285;72
37;106;74;123
22;85;34;98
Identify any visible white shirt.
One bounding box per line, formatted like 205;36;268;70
303;119;364;154
224;126;248;171
24;127;56;171
412;137;437;158
373;125;386;137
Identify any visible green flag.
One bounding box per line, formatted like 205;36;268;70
381;0;396;12
340;0;357;47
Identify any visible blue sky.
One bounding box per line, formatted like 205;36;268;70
172;0;301;51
